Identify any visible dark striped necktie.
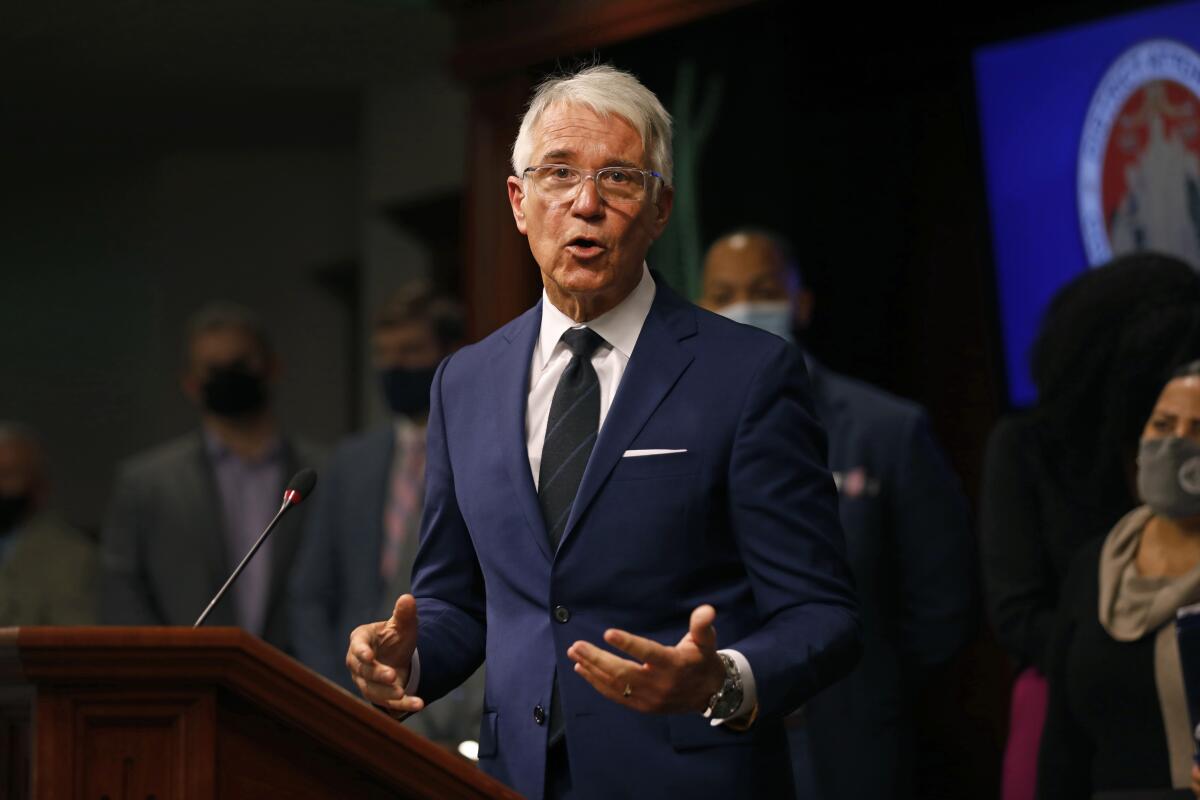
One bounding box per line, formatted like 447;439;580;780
538;326;605;551
539;326;604;749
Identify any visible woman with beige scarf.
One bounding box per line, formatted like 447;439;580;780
1039;361;1200;799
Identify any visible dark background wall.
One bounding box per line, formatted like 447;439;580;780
0;0;1165;530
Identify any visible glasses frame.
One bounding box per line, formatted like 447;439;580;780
520;163;665;204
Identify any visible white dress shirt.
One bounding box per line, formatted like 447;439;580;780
409;265;756;725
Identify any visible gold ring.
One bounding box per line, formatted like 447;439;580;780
623;683;633;698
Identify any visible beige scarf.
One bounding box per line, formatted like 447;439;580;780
1098;505;1200;789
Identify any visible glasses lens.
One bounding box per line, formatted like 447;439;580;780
597;168;646;202
531;166;579;200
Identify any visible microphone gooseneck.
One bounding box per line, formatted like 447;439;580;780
193;469;318;629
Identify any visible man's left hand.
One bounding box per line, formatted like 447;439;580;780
567;604;726;714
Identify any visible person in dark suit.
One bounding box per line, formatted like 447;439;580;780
101;303;323;654
290;283;484;752
345;65;861;800
699;229;975;800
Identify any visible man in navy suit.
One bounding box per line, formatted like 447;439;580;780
289;283;484;751
346;66;861;799
700;230;975;800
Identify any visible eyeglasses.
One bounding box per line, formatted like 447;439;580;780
521;164;664;204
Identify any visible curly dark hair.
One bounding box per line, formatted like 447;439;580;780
1030;251;1200;500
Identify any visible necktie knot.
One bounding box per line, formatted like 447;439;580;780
561;327;605;359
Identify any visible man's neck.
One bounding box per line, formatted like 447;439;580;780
544;272;642;323
203;413;279;461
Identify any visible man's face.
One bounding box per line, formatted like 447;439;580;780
372;321;442;371
181;327;274;403
699;235;791;311
506;103;673;314
0;438;39;499
699;234;813;328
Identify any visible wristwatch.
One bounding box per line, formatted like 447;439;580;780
702;652;744;720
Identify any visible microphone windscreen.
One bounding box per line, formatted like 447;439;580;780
286;468;318;502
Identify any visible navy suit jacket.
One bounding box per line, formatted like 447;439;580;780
794;363;974;800
411;279;861;800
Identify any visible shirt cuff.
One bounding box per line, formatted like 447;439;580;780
405;648;421;697
710;648;757;727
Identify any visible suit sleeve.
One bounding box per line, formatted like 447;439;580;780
980;419;1057;671
726;341;862;719
99;465;164;625
410;356;488;704
288;450;348;686
891;411;976;668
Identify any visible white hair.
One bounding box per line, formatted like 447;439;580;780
510;65;674;185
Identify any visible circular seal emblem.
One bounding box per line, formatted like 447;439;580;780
1178;455;1200;496
1077;39;1200;268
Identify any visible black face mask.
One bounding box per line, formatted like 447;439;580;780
380;366;437;419
0;493;33;535
201;362;269;419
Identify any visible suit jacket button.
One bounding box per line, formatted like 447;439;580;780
534;704;546;725
553;605;570;623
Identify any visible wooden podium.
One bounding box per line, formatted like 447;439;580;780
0;627;520;800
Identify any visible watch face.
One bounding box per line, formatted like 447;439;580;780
713;686;743;719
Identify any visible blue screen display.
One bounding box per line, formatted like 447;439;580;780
973;1;1200;406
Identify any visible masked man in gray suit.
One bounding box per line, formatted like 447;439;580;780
101;303;323;654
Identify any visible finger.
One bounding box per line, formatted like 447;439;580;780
688;604;717;650
602;628;673;667
569;639;643;676
351;650;402;685
574;660;638;708
390;593;417;628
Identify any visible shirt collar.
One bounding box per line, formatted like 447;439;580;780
536;263;656;370
202;426;284;466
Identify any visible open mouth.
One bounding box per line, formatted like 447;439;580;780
566;237;606;258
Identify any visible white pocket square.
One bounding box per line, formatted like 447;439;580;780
622;448;688;457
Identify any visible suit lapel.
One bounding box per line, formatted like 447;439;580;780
489;303;554;562
558;284;696;550
189;438;233;593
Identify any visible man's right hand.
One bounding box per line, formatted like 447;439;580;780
346;594;424;716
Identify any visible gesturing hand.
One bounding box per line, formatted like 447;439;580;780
346;594;424;717
567;604;726;714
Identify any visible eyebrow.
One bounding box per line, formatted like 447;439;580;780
539;150;642;170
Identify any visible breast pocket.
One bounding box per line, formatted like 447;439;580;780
610;451;696;481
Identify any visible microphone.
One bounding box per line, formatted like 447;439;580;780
194;469;318;628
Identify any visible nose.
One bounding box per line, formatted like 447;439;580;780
570;174;603;217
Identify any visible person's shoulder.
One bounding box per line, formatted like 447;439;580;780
811;363;926;427
689;302;794;368
116;432;204;481
19;511;96;558
983;412;1043;465
442;304;540;376
326;424;393;467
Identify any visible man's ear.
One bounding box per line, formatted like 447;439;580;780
507;176;528;236
650;184;674;239
794;288;815;330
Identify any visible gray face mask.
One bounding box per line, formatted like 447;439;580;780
1137;436;1200;519
717;300;794;343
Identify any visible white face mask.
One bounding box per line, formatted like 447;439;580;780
717;300;794;343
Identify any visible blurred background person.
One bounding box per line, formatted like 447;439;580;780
980;253;1200;800
0;423;98;625
101;303;324;654
699;228;975;800
1038;360;1200;799
290;282;484;754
